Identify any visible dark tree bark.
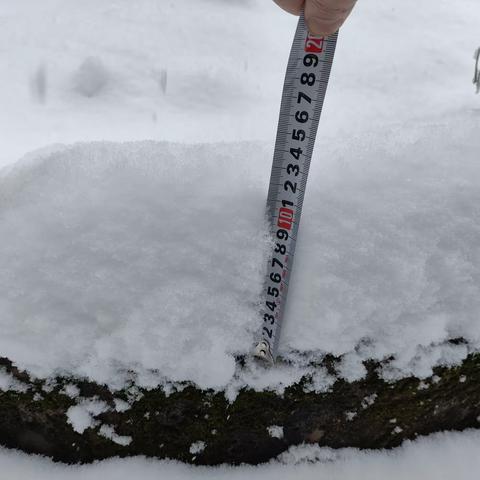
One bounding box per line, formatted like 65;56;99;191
1;354;479;465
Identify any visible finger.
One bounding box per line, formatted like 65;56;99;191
273;0;305;16
305;0;356;36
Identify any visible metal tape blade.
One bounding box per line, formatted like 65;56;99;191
255;15;338;363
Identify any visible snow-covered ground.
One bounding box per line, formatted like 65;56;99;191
1;0;479;392
0;0;296;166
1;0;478;167
1;119;480;393
1;0;480;475
1;429;480;479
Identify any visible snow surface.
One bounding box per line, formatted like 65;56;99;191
66;398;110;434
1;0;478;168
1;118;480;391
61;384;80;399
1;429;480;479
0;368;28;393
267;425;284;439
99;425;133;447
0;142;270;390
189;441;206;456
1;0;480;393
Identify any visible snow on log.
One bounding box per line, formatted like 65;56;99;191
1;354;480;465
0;130;479;464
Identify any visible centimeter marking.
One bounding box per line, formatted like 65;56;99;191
254;15;338;364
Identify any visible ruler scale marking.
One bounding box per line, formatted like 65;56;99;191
254;14;338;363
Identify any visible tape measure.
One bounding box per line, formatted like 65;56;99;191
254;14;338;363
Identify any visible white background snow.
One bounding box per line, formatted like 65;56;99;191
1;430;480;479
1;0;480;476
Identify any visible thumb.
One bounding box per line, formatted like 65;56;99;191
305;0;356;36
273;0;305;15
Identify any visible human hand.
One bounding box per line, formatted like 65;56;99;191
273;0;356;36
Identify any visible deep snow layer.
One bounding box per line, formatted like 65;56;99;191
1;429;480;480
1;114;479;391
0;142;270;389
1;0;480;391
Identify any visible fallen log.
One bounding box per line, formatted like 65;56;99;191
1;353;479;465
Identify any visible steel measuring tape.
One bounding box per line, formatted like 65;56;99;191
255;14;338;363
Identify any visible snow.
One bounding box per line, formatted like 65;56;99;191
189;441;206;456
361;393;377;410
0;368;28;393
61;384;80;399
0;429;480;479
66;398;110;434
267;425;284;439
114;398;131;413
0;0;479;393
99;425;132;447
0;142;270;390
72;57;111;98
0;0;295;167
345;411;357;421
1;0;478;168
2;118;480;392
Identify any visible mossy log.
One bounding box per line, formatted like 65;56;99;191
1;354;480;465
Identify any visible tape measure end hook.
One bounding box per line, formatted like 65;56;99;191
254;341;275;365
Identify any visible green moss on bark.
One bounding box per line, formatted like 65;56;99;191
1;354;480;465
